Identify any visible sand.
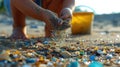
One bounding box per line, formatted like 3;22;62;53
0;14;120;67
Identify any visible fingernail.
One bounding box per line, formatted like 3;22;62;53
58;19;63;25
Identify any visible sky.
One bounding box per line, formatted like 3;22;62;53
75;0;120;14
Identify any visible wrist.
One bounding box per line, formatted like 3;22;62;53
40;9;50;22
63;8;73;14
63;8;72;11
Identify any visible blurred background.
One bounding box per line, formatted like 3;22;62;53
0;0;120;36
75;0;120;32
75;0;120;14
0;0;4;13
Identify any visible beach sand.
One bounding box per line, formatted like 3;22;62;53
0;14;120;67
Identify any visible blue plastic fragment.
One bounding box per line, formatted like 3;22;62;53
106;54;113;60
67;63;71;67
89;55;96;61
0;60;8;63
25;58;36;63
88;61;103;67
24;41;33;46
70;61;80;67
97;50;103;54
52;57;57;62
30;25;38;29
43;41;49;44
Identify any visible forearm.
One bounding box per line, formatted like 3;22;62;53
62;0;75;11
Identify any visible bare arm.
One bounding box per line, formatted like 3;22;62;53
62;0;75;11
60;0;75;22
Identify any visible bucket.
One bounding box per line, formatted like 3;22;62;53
71;6;95;35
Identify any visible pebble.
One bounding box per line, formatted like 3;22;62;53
106;54;113;60
39;56;45;62
84;61;91;65
47;61;54;67
22;64;31;67
60;51;71;58
104;59;111;66
39;64;47;67
51;57;57;62
54;48;61;53
0;50;11;61
115;60;120;65
56;61;64;67
0;34;120;67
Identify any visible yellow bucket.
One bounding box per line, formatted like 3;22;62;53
71;12;94;35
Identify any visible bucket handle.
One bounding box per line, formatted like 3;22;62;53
74;5;96;14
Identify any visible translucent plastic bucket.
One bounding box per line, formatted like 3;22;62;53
71;6;95;35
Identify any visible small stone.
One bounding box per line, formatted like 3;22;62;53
26;53;34;57
115;59;120;65
60;51;71;58
75;51;80;56
84;61;91;65
22;64;31;67
106;54;113;60
59;58;64;62
56;61;64;67
0;50;11;61
54;48;61;53
47;61;54;67
9;54;17;59
76;42;80;44
115;48;120;53
104;59;111;66
36;42;44;47
39;64;47;67
51;57;57;62
39;56;44;62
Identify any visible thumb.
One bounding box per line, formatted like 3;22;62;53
60;14;70;20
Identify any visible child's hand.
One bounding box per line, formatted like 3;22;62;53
54;8;72;30
43;9;64;32
43;9;63;27
60;8;72;22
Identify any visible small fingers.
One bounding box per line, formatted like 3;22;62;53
57;19;63;25
61;14;72;21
